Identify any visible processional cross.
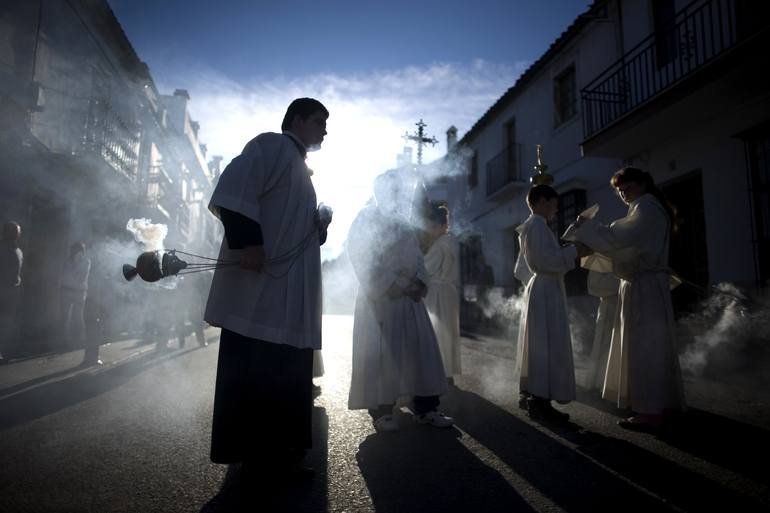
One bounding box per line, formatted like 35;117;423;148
403;119;438;166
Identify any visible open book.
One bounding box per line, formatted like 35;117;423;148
562;203;599;241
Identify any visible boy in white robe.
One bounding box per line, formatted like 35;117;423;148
205;98;331;474
514;185;591;422
347;171;452;432
424;205;461;379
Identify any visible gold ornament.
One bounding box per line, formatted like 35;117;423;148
531;144;554;186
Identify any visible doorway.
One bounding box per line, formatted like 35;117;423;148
663;171;709;312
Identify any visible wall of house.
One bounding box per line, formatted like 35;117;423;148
454;8;625;291
635;103;763;287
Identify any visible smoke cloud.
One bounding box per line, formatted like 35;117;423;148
677;283;769;378
151;60;528;263
126;218;169;252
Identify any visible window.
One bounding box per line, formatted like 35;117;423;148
468;150;478;189
553;66;577;127
556;189;586;236
504;118;517;182
557;189;587;296
459;236;483;286
653;0;678;67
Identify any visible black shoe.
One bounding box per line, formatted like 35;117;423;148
617;419;659;433
528;399;569;423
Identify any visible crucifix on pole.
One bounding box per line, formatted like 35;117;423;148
402;119;438;166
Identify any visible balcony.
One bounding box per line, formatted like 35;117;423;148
82;98;141;180
146;165;176;220
177;201;191;240
581;0;770;141
486;143;527;200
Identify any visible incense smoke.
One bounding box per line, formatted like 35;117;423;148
677;283;768;378
126;218;169;252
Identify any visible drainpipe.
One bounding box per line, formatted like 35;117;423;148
743;139;761;289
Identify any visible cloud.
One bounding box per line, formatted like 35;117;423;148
157;59;527;259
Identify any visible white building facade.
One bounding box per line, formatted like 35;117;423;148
429;0;769;329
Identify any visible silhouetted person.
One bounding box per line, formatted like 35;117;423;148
205;98;331;476
60;242;90;348
176;272;208;349
0;222;23;363
82;260;105;367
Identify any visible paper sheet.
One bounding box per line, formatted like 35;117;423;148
562;203;600;241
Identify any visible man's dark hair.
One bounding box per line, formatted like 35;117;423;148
526;184;558;208
281;98;329;131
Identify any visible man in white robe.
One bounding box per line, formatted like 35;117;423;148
204;98;330;473
347;171;452;432
571;167;685;430
514;185;590;422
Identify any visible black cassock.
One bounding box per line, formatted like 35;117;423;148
210;209;313;464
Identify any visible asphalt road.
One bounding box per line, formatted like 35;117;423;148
1;314;768;512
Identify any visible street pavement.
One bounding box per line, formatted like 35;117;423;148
0;315;768;512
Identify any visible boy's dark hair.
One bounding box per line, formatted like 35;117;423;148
281;98;329;131
526;185;558;208
429;204;449;226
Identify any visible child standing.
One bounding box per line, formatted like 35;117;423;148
514;185;591;422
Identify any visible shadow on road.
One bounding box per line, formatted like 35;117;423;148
658;408;770;486
356;418;535;513
575;385;632;417
200;406;329;513
577;384;770;487
0;347;196;431
443;387;767;512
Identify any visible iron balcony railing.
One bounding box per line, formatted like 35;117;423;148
581;0;769;139
82;98;140;179
486;143;524;197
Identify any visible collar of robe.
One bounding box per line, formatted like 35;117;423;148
282;130;308;159
282;131;314;176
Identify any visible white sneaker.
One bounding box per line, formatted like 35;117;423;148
373;414;399;432
416;411;454;428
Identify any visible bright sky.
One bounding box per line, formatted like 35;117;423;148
108;0;591;260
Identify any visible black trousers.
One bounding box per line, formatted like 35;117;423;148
210;329;313;464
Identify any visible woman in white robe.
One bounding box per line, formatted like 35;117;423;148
574;167;685;429
424;206;461;378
